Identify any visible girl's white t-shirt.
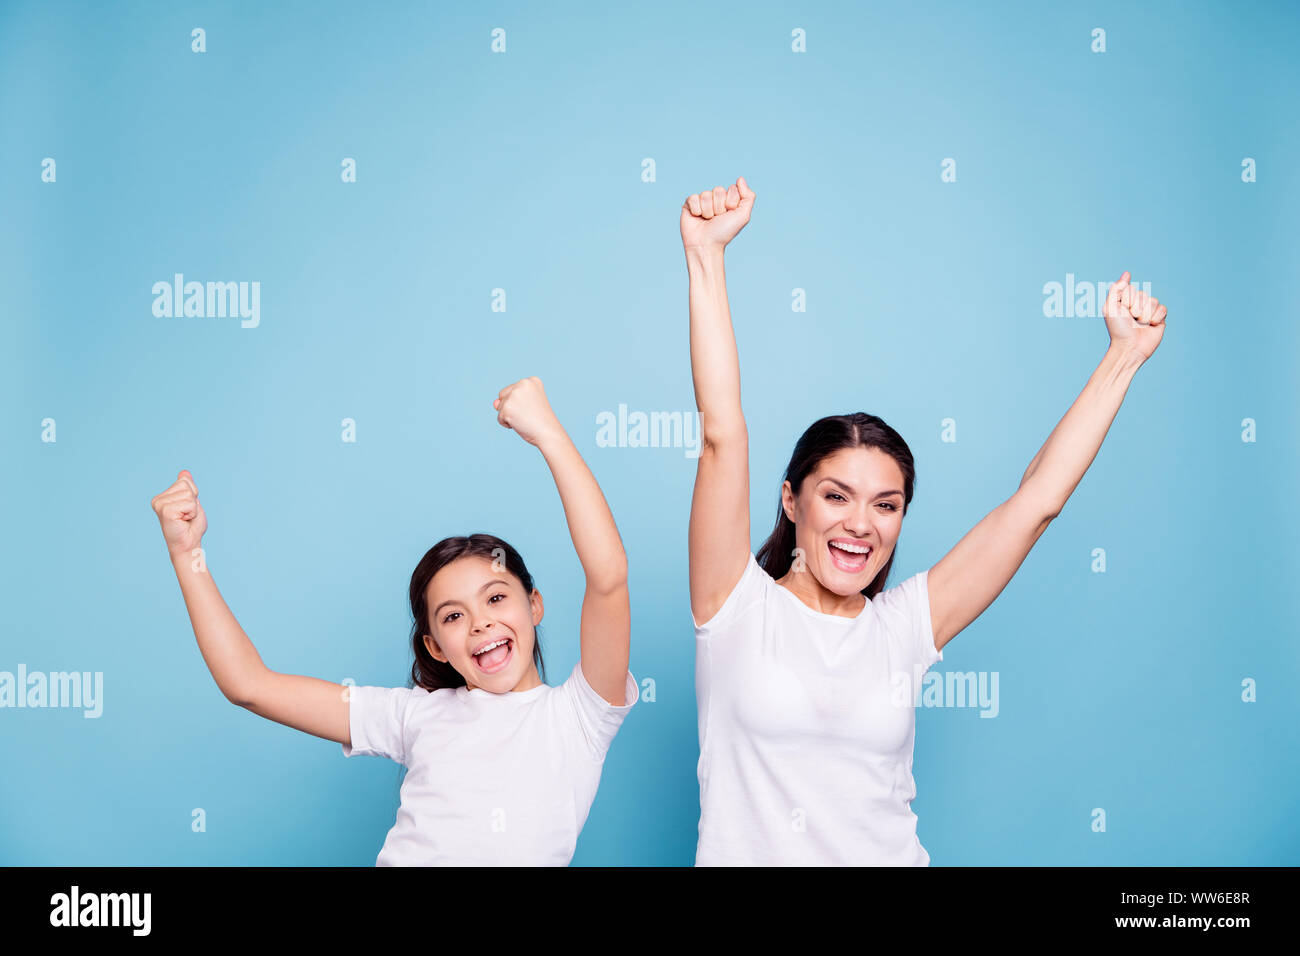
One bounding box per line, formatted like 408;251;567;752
693;551;943;866
342;661;638;866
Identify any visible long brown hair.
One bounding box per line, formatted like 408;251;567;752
407;534;546;691
755;413;916;600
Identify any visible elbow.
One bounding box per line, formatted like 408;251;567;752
1015;486;1064;523
588;560;629;597
225;684;254;709
225;689;252;709
225;669;265;710
702;420;748;454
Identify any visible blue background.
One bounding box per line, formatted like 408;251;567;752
2;0;1296;865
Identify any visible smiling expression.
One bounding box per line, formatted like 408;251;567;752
422;555;544;693
776;445;907;614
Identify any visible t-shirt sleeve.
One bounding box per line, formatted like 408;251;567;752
875;569;943;673
692;551;767;631
562;661;638;761
341;685;417;765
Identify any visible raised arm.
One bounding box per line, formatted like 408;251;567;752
150;470;351;746
927;272;1168;651
682;178;756;625
493;377;630;706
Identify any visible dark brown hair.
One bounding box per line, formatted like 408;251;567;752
755;413;916;600
407;534;546;691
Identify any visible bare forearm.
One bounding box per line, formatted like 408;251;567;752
535;430;627;592
685;244;745;442
168;551;267;705
1019;344;1146;515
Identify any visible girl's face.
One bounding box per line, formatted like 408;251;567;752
782;445;907;598
422;555;543;693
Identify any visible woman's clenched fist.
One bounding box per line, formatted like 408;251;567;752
150;469;207;558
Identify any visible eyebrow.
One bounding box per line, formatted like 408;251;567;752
819;477;903;499
433;579;511;618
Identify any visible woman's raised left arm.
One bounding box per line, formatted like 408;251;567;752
927;272;1167;653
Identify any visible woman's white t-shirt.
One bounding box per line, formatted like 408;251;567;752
693;552;943;866
342;661;638;866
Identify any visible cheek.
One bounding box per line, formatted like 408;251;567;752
795;496;824;525
876;524;901;552
509;607;535;638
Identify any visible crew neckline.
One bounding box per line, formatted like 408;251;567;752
773;579;871;622
458;681;550;700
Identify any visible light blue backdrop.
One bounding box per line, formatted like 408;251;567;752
2;0;1296;866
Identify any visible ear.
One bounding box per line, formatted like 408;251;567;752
529;588;544;627
781;480;796;523
423;633;447;663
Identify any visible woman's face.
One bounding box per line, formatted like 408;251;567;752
422;555;542;692
782;446;907;597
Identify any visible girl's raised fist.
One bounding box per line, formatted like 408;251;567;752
493;376;563;447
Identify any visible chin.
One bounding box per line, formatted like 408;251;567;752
835;554;879;585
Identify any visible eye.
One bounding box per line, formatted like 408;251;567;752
826;493;847;502
488;593;506;604
879;502;898;512
441;611;462;624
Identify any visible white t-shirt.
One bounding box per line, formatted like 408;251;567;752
693;551;943;866
342;661;638;866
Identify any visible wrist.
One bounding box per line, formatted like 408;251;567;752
1106;342;1147;373
684;243;726;268
169;545;202;566
534;424;572;455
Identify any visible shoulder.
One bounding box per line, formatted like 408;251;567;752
871;569;941;666
353;683;447;718
552;661;639;761
560;660;639;711
870;568;928;615
693;551;773;631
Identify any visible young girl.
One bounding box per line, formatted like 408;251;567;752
681;177;1167;865
150;376;638;865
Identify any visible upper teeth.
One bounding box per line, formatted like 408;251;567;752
474;638;509;656
831;541;871;554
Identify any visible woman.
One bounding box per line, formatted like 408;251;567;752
681;176;1166;865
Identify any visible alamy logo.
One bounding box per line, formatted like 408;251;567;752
49;886;150;936
1042;273;1152;318
595;404;702;458
152;273;260;328
890;667;1000;717
0;665;103;718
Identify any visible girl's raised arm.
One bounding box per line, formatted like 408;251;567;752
150;470;351;746
927;272;1168;653
493;377;630;707
681;178;756;625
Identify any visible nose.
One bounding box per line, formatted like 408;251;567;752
471;618;495;635
843;504;873;537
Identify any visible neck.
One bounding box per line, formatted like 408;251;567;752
774;569;867;617
466;664;543;694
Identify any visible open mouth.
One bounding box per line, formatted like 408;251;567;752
471;637;514;674
827;540;871;573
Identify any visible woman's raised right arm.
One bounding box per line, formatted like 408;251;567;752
151;470;351;746
681;178;756;624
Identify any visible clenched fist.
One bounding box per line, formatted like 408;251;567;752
680;176;755;252
150;469;206;558
493;376;564;448
1103;271;1167;362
